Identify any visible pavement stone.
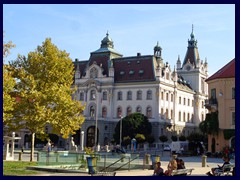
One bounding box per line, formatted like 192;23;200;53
10;150;234;176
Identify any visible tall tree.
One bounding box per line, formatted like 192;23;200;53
3;35;16;129
113;113;152;144
8;38;85;161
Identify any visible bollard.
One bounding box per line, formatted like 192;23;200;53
155;155;160;163
202;155;207;167
121;154;125;162
18;152;22;161
145;154;150;165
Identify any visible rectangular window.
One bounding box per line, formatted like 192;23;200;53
232;88;235;99
211;88;216;99
171;94;173;102
232;112;235;125
80;92;84;101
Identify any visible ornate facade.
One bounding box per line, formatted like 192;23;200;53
73;27;208;147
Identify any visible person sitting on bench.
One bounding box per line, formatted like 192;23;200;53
206;156;230;176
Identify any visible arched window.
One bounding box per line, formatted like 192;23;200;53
102;107;107;118
90;90;96;100
136;106;142;113
166;109;169;119
127;107;132;116
166;93;169;101
179;97;181;104
183;112;186;122
127;91;132;100
179;111;181;121
90;106;95;117
137;90;142;100
171;94;173;102
117;107;122;118
147;107;152;118
187;113;190;122
117;91;122;100
147;90;152;100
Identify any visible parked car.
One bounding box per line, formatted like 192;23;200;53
163;144;171;151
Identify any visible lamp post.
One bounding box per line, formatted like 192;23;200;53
81;131;84;151
120;115;122;148
94;94;98;152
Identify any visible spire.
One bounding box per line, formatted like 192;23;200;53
182;25;200;68
190;24;195;40
154;41;162;57
177;55;181;63
177;55;181;69
101;31;114;48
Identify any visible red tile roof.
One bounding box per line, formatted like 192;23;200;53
206;58;235;82
113;55;155;83
89;54;110;76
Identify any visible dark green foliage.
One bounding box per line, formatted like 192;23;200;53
35;133;59;146
199;112;219;135
223;129;235;140
146;134;155;144
159;135;168;143
171;135;178;141
187;132;207;142
179;135;186;141
113;113;152;144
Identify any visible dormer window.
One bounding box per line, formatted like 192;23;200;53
186;65;191;71
90;67;98;78
120;71;125;75
129;70;134;75
139;70;144;74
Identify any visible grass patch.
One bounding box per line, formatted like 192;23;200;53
3;161;41;176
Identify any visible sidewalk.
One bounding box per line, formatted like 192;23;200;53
28;159;221;176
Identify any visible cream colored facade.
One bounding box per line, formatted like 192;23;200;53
206;71;235;152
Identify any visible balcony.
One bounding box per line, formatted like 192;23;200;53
205;98;218;111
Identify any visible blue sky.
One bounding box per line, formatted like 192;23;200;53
3;4;235;76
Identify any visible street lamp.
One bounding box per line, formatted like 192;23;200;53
94;94;98;152
120;115;122;148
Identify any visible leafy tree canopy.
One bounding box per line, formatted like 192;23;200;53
113;113;152;144
3;35;16;125
7;38;85;161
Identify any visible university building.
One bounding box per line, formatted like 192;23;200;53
72;27;208;148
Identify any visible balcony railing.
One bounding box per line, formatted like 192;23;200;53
205;98;218;111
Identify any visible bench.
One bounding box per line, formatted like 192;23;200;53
91;171;117;176
215;164;235;176
171;168;194;176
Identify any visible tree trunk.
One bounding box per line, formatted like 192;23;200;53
30;133;35;162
